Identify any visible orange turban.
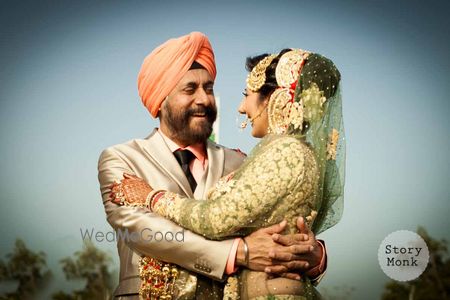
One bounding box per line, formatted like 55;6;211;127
137;32;216;118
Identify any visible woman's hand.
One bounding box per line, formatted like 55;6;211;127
109;173;153;207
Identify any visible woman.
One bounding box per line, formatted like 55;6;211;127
112;48;345;299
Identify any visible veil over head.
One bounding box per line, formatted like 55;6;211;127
295;53;345;234
246;49;346;233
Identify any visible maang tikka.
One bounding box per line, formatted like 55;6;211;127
240;54;276;130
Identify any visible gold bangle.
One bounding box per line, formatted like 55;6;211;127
145;190;163;210
242;238;249;267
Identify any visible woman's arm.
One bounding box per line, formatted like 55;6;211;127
153;137;308;239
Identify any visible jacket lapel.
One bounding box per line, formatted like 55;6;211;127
140;129;194;197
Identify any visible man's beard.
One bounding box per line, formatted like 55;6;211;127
161;104;217;145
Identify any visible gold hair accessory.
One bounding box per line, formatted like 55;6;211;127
268;89;304;134
275;49;309;87
246;54;276;92
267;49;310;134
268;88;295;134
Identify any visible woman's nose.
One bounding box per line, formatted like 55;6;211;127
238;98;246;114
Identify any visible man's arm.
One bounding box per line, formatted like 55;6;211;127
98;147;234;280
100;147;326;281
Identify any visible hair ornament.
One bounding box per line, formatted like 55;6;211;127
268;49;310;134
246;54;277;92
275;49;310;88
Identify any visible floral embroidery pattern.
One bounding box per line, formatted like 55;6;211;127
154;136;321;239
223;276;239;300
326;128;339;160
302;83;327;123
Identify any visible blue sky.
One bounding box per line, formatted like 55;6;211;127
0;0;449;298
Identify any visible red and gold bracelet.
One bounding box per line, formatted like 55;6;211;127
145;190;166;211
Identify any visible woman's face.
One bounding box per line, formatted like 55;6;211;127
238;89;269;138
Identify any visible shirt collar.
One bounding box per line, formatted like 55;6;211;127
158;129;207;164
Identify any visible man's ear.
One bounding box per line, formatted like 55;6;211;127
161;96;169;108
157;96;168;118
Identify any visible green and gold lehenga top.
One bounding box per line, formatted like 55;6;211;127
139;50;345;300
155;135;322;300
159;134;320;239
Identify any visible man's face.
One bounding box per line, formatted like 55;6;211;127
159;69;217;146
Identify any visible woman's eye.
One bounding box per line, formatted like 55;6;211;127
242;91;248;97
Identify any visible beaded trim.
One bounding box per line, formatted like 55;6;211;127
326;128;339;160
139;256;179;299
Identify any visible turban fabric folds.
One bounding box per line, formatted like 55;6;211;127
137;32;216;118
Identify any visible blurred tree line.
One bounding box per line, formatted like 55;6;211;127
1;226;448;299
382;227;450;300
0;240;113;300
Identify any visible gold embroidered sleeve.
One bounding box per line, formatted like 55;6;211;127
154;137;308;240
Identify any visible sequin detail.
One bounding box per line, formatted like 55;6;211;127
326;129;339;160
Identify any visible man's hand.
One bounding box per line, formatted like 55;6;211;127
236;217;323;280
268;217;323;279
236;220;289;271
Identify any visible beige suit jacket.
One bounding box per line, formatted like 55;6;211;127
98;129;245;297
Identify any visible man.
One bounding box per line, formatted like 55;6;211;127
98;32;326;299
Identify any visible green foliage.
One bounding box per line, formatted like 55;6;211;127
0;239;115;300
0;239;49;299
381;227;450;300
52;240;114;300
319;285;355;300
0;260;7;281
209;133;217;143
